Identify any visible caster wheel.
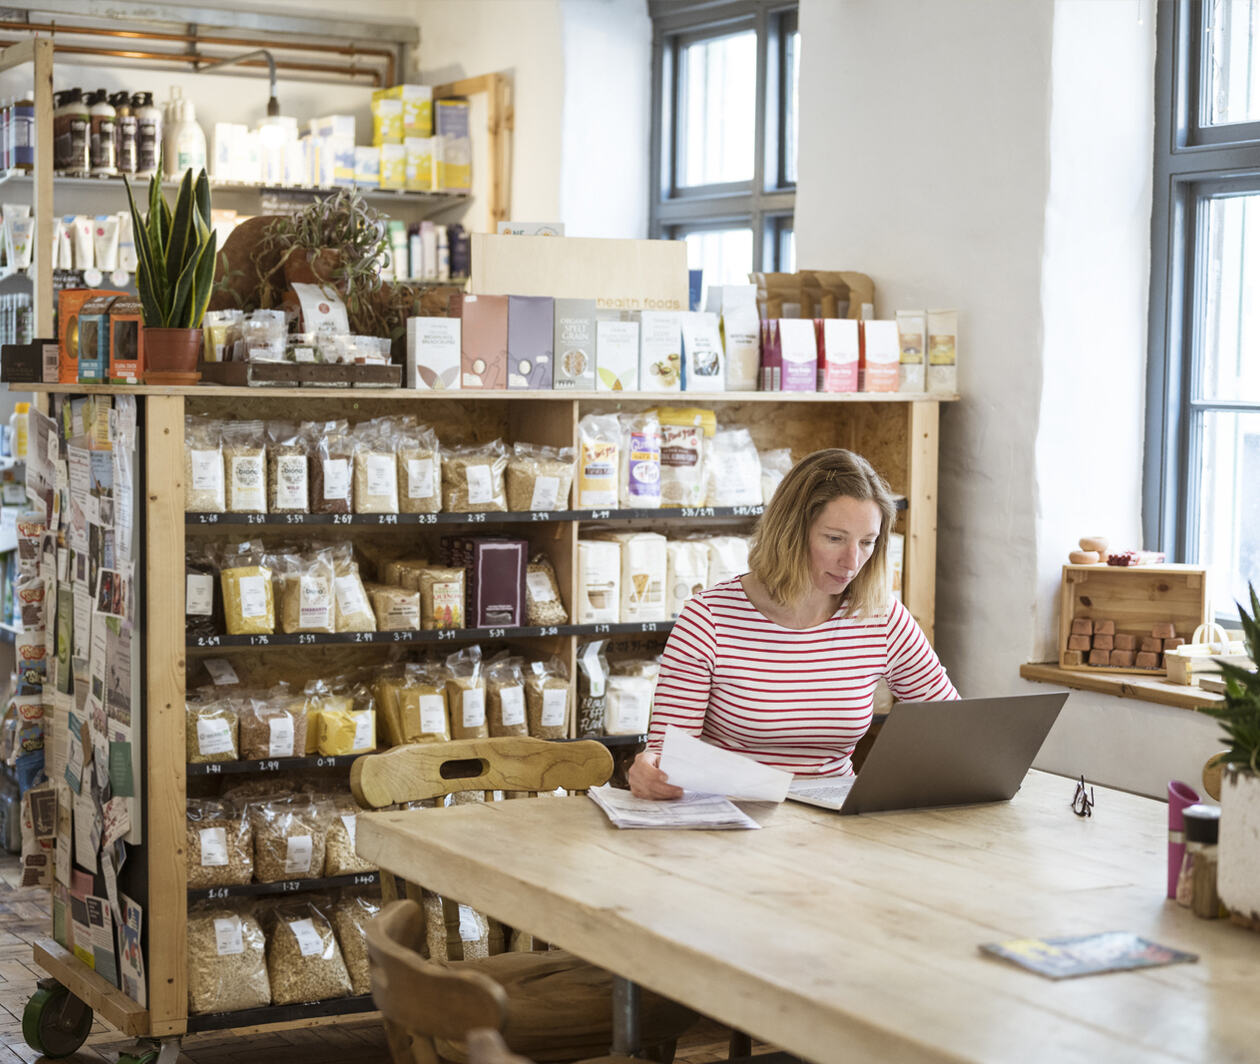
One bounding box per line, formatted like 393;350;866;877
22;982;93;1058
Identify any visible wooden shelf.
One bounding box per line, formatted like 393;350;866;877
188;871;380;902
186;505;767;527
185;994;378;1035
187;620;674;651
25;382;962;402
1019;661;1225;711
31;939;150;1038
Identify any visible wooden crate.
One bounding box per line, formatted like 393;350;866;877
1058;563;1209;676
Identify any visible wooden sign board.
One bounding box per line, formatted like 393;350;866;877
470;234;688;312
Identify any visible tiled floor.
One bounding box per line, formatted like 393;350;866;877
0;852;752;1064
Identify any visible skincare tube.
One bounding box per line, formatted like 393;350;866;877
93;214;119;271
117;211;137;273
57;215;74;270
2;202;29;269
50;216;65;269
71;215;93;270
9;214;33;269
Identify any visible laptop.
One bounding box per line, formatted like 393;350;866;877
786;693;1069;815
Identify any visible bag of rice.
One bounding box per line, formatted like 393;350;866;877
222;420;268;514
395;664;451;743
239;691;307;760
267;421;309;514
703;426;762;507
422;891;494;961
218;542;275;636
306;419;353;515
277;548;336;635
331;543;376;633
187;904;271;1014
265;900;352;1004
365;582;420;631
186;799;252;888
352;418;400;514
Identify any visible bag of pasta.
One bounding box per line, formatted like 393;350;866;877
441;439;508;512
187;902;270;1014
352;418;400;514
331;890;382;995
485;653;528;737
185;415;225;513
525;656;570;739
331;542;376;633
277;548;336;635
186;798;252;888
248;795;327;883
397;419;442;515
265;899;352;1004
443;646;487;740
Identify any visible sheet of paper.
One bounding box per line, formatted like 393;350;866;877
119;894;145;1007
54;782;71;887
658;727;792;802
72;788;97;872
588;784;761;830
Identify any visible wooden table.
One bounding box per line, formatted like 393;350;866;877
356;771;1260;1064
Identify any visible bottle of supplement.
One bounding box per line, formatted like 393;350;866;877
87;88;117;176
169;98;206;177
133;91;161;177
110;90;136;175
8;401;28;460
53;89;90;174
12;91;33;173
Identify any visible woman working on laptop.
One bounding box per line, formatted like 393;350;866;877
629;448;958;800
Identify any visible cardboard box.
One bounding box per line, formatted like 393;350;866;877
435;100;471;191
406;316;461;390
371;95;403;146
895;310;927;393
405;137;435;191
778;318;817;392
817;318;859;392
554;298;597;390
452;293;507;389
374;84;433;140
108;299;144;383
58;288;126;384
379;143;406;190
596;317;640;392
760;320;781;391
927;309;958;395
354;146;380;188
1058;564;1209;676
0;338;56;384
471;538;527;628
861;320;899;393
507;295;554;389
639;311;682;392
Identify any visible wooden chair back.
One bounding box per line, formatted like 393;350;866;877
350;736;614;808
465;1029;534;1064
366;899;510;1064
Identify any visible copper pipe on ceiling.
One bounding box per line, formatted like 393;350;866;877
0;18;396;85
0;39;386;86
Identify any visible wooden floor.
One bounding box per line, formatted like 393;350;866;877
0;852;752;1064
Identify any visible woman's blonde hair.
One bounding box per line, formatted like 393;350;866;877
748;448;897;618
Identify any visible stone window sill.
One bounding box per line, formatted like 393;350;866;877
1019;662;1224;711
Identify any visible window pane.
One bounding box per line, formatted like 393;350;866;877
1196;410;1260;609
683;228;754;288
1199;191;1260;401
784;28;800;184
1206;0;1260;126
679;30;756;186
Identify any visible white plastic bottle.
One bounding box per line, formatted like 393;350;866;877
168;99;206;178
8;401;28;460
133;91;161;177
162;86;183;178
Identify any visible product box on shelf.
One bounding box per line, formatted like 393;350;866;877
778;319;818;392
817;318;859;392
760;320;781;391
1058;563;1208;676
927;309;958;395
374;84;433;142
554;298;597;390
76;294;124;383
58;288;126;384
679;311;725;392
0;337;57;384
405;137;435;191
371;95;403;145
435;100;472;191
596;316;640;392
896;310;927;392
507;295;554;389
451;293;507;389
108;299;144;384
354;146;380;189
406;316;461;389
860;320;899;393
379;144;405;190
709;285;760;391
639;311;682;392
471;539;527;627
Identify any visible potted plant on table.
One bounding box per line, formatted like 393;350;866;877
124;167;217;384
1203;583;1260;927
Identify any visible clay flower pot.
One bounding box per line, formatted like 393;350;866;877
143;327;202;385
284;248;342;287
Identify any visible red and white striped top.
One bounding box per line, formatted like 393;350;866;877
647;579;959;777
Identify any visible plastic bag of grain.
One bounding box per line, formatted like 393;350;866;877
277;548;336;635
223;420;268;514
441;439;508;512
703;426;762;507
444;645;488;740
485;653;528;737
524;553;568;626
617;411;662;509
758;447;793;505
422;890;494;962
656;407;715;508
365;582;420;631
186;546;220;640
185;415;226;513
186;798;253;888
506;443;575;512
576;414;619;508
331;542;376;633
267;421;309;514
218;542;275;636
316;702;376;757
524;656;569;739
331;891;382;995
323;798;375;876
590;531;667;623
186;698;239;764
238;691;307;760
703;534;752;587
575;539;620;624
605;660;659;736
666;538;711;617
382;555;429;588
249;796;327;884
187;903;271;1014
265;900;352;1005
397;420;441;514
306;419;353;515
576;640;610;737
352;418;400;514
395;664;451;743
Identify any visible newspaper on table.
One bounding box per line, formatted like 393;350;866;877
588;784;761;830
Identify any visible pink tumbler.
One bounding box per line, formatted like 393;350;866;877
1167;780;1201;898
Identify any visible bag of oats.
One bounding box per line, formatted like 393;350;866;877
525;656;570;739
267;421;309;514
485;653;528;737
506;443;575;512
265;900;352;1004
397;420;442;515
222;420;268;514
249;796;327;884
186;798;253;888
187;903;271;1014
331;891;381;996
443;645;488;740
441;439;508;512
185;415;226;513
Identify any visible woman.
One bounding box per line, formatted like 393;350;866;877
629;448;958;799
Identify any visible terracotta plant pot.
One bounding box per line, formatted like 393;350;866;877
283;248;342;287
143;327;203;385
